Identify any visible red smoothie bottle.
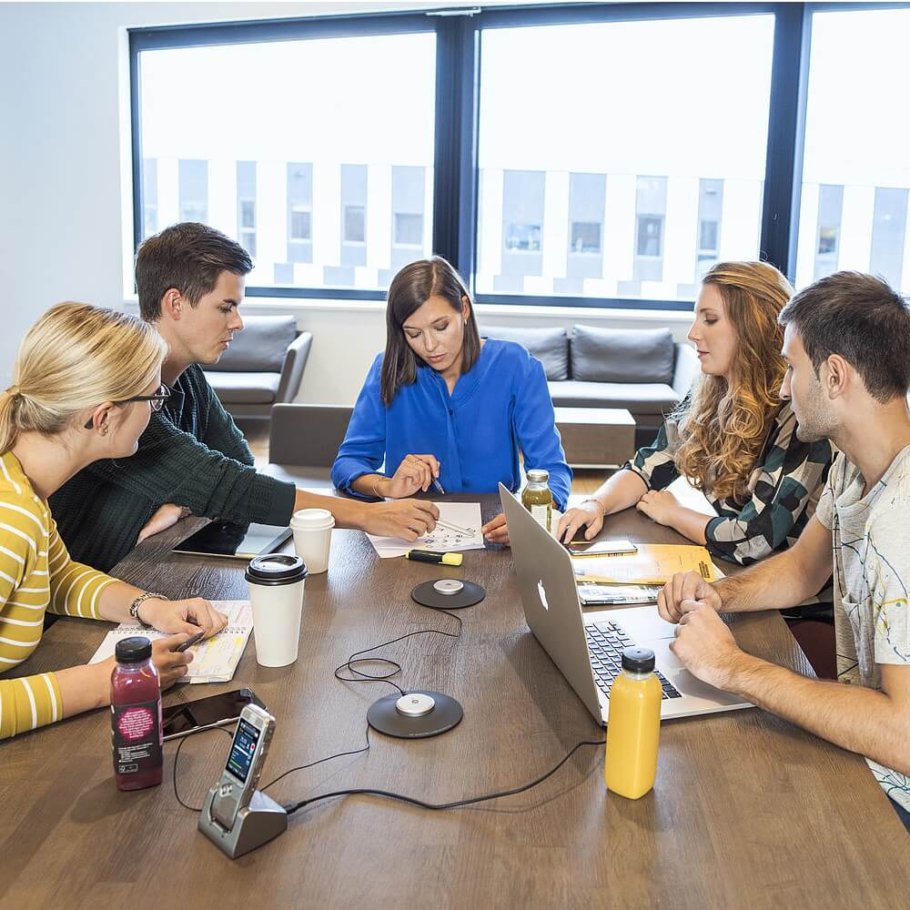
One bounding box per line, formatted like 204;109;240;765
110;636;163;791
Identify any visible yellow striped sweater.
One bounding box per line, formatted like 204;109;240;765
0;451;115;739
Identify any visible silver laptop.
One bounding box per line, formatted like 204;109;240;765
500;485;751;725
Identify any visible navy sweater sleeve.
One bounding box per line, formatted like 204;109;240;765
80;410;296;524
50;366;296;571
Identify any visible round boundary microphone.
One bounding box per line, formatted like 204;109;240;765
367;691;464;739
411;579;486;610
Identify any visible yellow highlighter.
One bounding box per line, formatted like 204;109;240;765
405;550;463;567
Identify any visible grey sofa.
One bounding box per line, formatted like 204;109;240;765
204;315;312;422
260;403;353;490
483;324;698;448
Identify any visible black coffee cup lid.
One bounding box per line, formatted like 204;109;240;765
245;553;308;585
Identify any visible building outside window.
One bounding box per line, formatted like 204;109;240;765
571;222;601;254
178;159;208;224
694;177;723;283
795;8;910;293
813;184;843;280
394;214;423;246
286;162;313;271
631;175;667;287
237;161;256;258
134;30;435;292
142;158;158;241
344;205;366;244
336;163;368;287
870;187;908;291
475;15;772;301
290;209;312;241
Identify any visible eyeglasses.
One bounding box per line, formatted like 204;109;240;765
83;384;171;429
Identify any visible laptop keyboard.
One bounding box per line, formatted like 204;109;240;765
584;620;682;701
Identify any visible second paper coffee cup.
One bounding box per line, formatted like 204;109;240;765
245;553;308;667
290;508;335;574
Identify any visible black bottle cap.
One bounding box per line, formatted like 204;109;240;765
115;636;152;663
621;647;656;673
245;553;308;585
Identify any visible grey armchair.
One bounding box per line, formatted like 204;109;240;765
259;403;354;490
204;315;312;422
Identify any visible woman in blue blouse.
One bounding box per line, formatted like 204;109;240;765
332;257;571;544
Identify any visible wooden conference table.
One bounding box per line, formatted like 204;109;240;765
2;495;910;910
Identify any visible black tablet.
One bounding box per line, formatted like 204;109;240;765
172;521;292;560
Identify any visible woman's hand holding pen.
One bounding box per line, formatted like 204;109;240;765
380;454;443;499
138;597;229;639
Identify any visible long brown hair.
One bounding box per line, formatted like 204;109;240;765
0;303;167;454
674;261;793;502
380;257;482;405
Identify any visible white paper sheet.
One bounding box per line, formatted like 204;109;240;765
366;501;485;558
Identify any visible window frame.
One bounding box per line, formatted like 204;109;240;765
128;1;910;310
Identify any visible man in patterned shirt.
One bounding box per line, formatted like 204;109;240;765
659;271;910;829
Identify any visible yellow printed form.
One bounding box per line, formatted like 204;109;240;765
570;545;721;586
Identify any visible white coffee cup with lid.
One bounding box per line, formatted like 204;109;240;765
245;553;308;667
289;508;335;574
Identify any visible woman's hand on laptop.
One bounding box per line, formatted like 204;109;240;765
556;500;605;543
658;570;722;623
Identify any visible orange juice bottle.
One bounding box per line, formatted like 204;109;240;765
604;647;661;799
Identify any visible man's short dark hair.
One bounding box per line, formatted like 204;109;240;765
136;222;253;321
778;271;910;403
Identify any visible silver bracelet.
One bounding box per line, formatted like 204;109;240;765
129;591;167;625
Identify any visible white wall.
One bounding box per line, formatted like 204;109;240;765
0;1;693;401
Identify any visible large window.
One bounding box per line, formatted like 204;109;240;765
474;14;774;301
131;4;910;307
795;6;910;294
134;27;436;293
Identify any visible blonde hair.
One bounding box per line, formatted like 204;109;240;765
674;262;793;503
0;303;167;454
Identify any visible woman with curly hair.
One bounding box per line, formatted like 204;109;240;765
557;261;834;567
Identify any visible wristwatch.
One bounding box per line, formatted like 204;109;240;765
129;591;167;625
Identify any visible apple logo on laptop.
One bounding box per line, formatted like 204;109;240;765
537;580;550;611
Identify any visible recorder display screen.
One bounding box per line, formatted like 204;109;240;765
225;718;261;783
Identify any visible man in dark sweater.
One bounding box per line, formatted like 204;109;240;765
51;223;438;571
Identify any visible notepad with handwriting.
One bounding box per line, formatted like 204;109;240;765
570;544;721;586
89;600;252;684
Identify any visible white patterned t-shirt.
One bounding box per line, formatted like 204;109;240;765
815;447;910;811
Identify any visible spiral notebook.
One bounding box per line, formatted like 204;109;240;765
89;600;253;684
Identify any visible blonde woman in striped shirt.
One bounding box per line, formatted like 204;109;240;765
0;303;227;739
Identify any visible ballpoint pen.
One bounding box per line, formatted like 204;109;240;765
435;517;475;537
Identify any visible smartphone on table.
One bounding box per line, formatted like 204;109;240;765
564;537;638;557
162;688;265;741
